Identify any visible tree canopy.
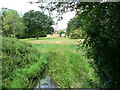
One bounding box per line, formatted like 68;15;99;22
76;2;120;88
23;10;54;39
1;8;26;38
66;15;84;39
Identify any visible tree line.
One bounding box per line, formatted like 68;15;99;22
1;8;54;39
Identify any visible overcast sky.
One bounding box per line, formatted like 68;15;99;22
0;0;76;30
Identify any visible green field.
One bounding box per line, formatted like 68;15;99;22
20;37;84;44
22;37;99;88
2;37;99;88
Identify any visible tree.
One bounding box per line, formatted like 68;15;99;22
23;10;54;39
66;15;84;39
76;2;120;88
1;8;26;38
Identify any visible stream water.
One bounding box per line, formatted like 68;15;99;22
34;76;100;89
35;75;60;88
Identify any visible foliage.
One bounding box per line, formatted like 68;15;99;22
69;29;81;39
2;37;48;88
2;36;99;88
77;2;120;88
23;10;54;39
41;2;120;88
35;2;77;22
1;8;26;38
67;16;81;35
66;15;85;39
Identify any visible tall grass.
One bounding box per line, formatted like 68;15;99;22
2;37;48;88
2;37;100;88
34;44;100;88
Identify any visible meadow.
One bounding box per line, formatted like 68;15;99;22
23;37;100;88
2;37;99;88
20;37;84;44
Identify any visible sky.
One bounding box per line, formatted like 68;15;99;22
0;0;76;30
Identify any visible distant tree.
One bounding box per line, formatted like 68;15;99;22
23;10;54;39
1;8;26;38
66;15;84;39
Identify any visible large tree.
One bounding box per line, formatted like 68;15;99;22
23;10;54;39
1;8;26;38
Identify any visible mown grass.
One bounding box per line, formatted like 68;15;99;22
20;37;83;44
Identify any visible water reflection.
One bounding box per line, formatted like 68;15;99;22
36;75;60;88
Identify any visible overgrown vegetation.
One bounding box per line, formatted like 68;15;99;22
2;37;100;88
33;43;100;88
2;1;120;89
76;2;120;88
61;2;120;88
2;37;48;88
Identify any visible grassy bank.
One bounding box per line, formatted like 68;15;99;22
2;37;48;88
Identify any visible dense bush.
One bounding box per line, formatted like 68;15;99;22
77;2;120;88
2;37;48;88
